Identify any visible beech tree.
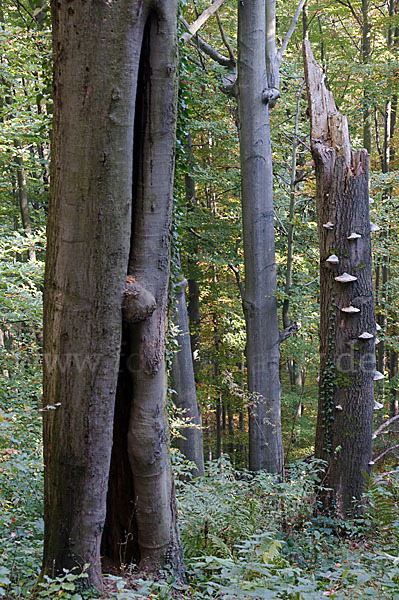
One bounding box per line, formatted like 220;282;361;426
237;0;304;472
171;272;204;476
42;0;183;589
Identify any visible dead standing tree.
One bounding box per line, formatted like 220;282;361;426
303;40;378;517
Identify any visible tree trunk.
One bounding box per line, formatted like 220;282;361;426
227;407;234;458
188;277;201;374
185;136;201;379
43;0;183;589
14;146;36;261
170;276;204;476
389;350;399;417
237;0;283;473
216;397;222;459
362;0;372;153
304;40;375;517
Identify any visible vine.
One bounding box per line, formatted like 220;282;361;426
320;292;337;454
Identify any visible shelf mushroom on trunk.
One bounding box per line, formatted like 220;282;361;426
304;38;376;518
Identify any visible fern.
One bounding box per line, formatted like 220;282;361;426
364;471;399;545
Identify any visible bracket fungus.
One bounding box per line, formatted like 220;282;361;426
335;404;343;411
322;221;335;229
376;323;381;331
335;272;358;283
373;371;384;381
341;306;360;313
326;254;339;264
347;232;362;240
375;338;381;345
374;401;384;410
370;222;380;233
358;332;374;340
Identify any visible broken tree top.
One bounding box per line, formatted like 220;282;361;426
303;39;351;169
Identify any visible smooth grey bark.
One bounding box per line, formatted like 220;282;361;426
170;276;204;476
304;40;375;517
14;146;36;261
265;0;306;105
122;5;183;576
237;0;283;473
183;0;302;472
181;0;226;42
43;0;182;589
362;0;372;153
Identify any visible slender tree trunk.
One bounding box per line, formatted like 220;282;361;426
283;82;304;390
237;0;283;473
389;350;399;417
14;146;36;261
213;313;222;459
222;402;226;432
376;264;388;398
185;136;201;378
170;275;204;476
227;407;234;458
304;40;375;517
188;278;200;373
215;397;222;459
362;0;372;153
43;0;183;588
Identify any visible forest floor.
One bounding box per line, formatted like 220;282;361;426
1;447;399;599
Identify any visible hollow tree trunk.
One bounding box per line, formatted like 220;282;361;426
237;0;283;473
43;0;182;589
304;40;375;517
170;275;204;476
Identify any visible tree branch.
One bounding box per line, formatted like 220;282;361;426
373;414;399;439
277;0;307;62
279;322;300;343
227;264;244;301
372;443;399;464
181;17;235;68
181;0;227;42
274;209;288;235
335;0;362;26
216;10;236;64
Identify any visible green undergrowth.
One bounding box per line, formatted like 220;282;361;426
0;235;398;598
2;453;399;599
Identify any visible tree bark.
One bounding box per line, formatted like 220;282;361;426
362;0;372;153
14;146;36;261
170;276;204;476
304;40;375;517
43;0;182;589
237;0;283;473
